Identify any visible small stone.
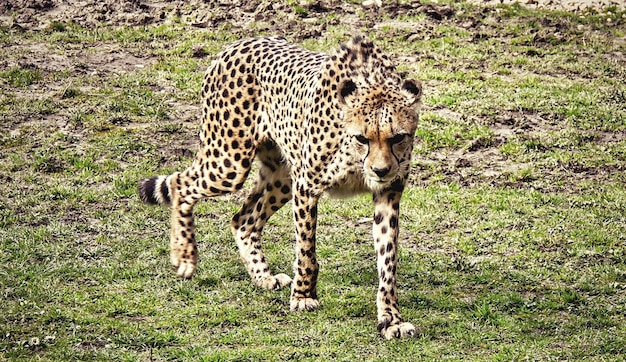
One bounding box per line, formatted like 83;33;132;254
362;0;382;8
455;158;472;168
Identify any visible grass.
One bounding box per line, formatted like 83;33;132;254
1;0;626;360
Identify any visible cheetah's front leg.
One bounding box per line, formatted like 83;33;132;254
289;190;320;312
373;187;415;339
230;157;293;291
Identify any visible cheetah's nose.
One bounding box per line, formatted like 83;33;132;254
372;167;391;178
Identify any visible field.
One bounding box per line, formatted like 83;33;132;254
1;0;625;360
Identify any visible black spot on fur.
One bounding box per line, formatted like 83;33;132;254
377;318;391;333
159;178;171;204
389;215;398;229
339;80;356;100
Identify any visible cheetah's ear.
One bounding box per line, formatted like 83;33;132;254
401;79;422;105
338;79;357;106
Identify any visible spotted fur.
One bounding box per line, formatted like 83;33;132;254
138;36;422;339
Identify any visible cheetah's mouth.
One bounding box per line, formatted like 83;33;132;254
365;174;397;190
366;171;397;184
373;177;391;183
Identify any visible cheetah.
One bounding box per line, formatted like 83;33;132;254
138;36;422;339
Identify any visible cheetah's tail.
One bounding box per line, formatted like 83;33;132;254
138;175;172;205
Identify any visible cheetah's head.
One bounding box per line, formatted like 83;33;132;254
339;78;422;192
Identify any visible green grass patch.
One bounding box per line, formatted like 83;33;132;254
0;68;43;87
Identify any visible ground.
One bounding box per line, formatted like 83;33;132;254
1;0;625;360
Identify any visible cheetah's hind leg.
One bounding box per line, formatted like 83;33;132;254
138;172;199;279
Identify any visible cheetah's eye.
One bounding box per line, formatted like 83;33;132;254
388;134;408;145
355;135;369;145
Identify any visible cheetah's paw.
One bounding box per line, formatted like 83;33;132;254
378;320;416;340
290;297;319;312
171;254;196;279
255;273;292;290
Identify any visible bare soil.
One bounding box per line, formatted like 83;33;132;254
2;0;620;32
468;0;625;12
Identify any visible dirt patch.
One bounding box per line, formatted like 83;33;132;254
1;0;620;33
81;47;154;74
0;0;433;43
1;0;167;29
468;0;625;12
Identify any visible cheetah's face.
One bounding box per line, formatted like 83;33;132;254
340;79;422;191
